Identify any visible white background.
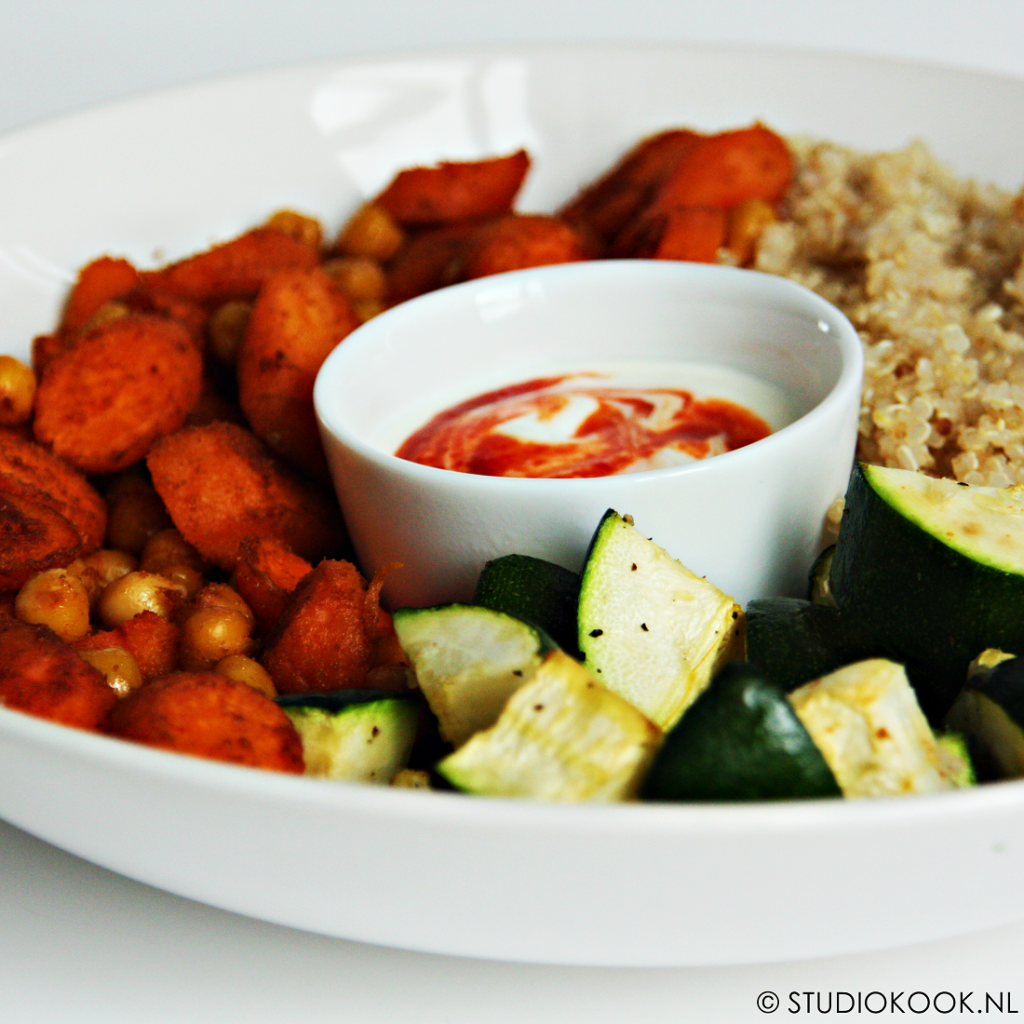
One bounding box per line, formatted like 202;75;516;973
4;1;1024;1021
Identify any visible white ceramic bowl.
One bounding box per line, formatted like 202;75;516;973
314;259;862;608
4;42;1024;969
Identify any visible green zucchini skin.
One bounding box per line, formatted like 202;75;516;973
945;657;1024;780
829;463;1024;722
275;689;419;711
639;663;841;802
745;597;882;692
473;554;581;654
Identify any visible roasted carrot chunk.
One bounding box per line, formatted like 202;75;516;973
559;129;704;242
373;150;531;226
59;256;141;337
237;267;360;480
385;221;484;303
0;430;106;554
105;671;304;772
261;559;386;694
458;214;594;280
139;226;320;306
615;205;728;263
0;617;117;728
647;124;793;213
0;490;82;593
146;421;346;571
76;610;181;683
232;535;313;633
33;314;203;474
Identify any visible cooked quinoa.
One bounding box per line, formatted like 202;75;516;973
755;137;1024;486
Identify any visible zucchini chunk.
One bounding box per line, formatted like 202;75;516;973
807;544;837;607
640;663;841;802
945;655;1024;780
788;659;955;798
277;689;419;785
745;596;881;692
437;650;661;801
935;732;976;788
392;604;551;748
474;553;581;653
577;509;744;730
830;463;1024;721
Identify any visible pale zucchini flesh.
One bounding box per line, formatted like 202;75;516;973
282;697;418;785
438;650;662;801
788;658;954;798
577;510;743;730
865;465;1024;575
393;604;548;748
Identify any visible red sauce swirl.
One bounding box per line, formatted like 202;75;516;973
395;374;771;478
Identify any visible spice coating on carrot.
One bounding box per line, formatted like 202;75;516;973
146;421;346;571
232;535;313;633
33;314;203;474
237;266;360;480
105;671;304;772
139;226;320;305
0;617;117;729
374;151;531;226
260;559;385;694
458;214;595;280
0;430;107;555
647;124;793;213
59;256;141;338
559;129;704;243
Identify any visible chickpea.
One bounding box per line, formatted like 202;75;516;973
74;548;139;605
321;256;388;302
78;647;144;697
265;209;324;251
190;582;255;631
214;654;277;698
180;607;254;671
141;528;207;575
79;299;131;334
206;300;251;367
0;355;37;427
105;475;173;555
15;568;91;642
334;203;404;262
97;571;186;628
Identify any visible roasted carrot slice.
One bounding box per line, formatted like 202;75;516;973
385;221;484;303
59;256;141;337
76;610;181;683
458;214;594;280
232;535;313;633
105;671;304;772
374;150;530;226
559;129;703;242
0;430;106;554
0;616;117;728
139;226;320;305
237;267;360;480
647;124;793;213
615;205;727;263
0;490;82;592
147;421;346;571
33;314;203;474
260;559;380;695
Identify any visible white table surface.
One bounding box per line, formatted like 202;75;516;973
4;2;1024;1020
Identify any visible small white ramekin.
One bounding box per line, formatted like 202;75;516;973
314;260;863;607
